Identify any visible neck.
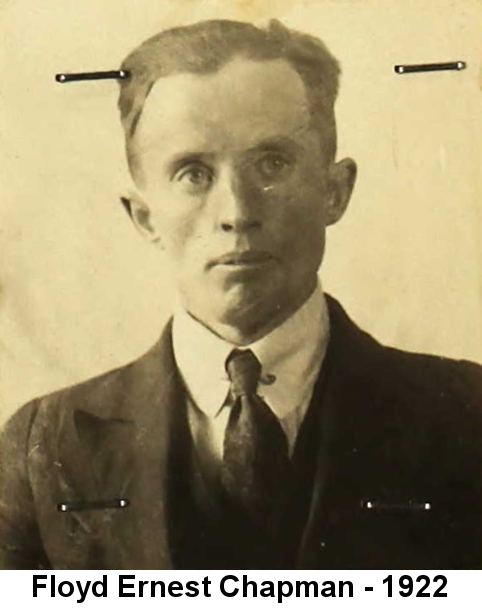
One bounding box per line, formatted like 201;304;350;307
197;310;292;346
186;282;318;346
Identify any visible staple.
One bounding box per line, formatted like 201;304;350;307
362;500;432;511
55;70;130;83
57;498;130;512
394;61;466;75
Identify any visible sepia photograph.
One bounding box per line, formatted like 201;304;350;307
1;0;482;570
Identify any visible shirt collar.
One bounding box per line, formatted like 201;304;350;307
172;283;329;420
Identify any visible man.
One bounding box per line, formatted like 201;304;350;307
1;19;482;570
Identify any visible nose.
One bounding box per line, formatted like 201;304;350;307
215;168;262;233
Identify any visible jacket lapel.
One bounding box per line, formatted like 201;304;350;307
60;321;185;569
297;296;443;568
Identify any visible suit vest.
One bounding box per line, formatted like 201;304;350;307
165;368;331;569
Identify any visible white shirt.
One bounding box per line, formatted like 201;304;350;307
172;284;330;465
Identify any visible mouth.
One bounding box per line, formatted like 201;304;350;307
210;250;275;268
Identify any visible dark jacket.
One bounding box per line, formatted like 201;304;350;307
1;296;482;569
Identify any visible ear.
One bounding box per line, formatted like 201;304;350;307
325;158;357;226
120;191;162;246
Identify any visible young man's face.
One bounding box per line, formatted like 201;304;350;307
128;57;356;341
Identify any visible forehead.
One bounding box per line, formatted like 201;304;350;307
133;57;315;155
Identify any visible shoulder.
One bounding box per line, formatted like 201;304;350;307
0;363;131;449
375;331;482;412
326;294;482;427
377;345;482;432
323;296;482;499
1;321;174;436
375;332;482;392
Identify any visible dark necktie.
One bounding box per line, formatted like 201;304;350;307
221;348;291;523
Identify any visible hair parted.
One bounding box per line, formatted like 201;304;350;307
118;19;341;172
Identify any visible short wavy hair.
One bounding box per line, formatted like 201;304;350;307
118;19;341;177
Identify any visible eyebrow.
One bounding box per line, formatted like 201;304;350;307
163;136;300;176
168;152;215;175
246;136;299;155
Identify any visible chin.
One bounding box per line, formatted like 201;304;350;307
211;282;282;328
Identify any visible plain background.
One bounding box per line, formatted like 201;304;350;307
1;0;482;423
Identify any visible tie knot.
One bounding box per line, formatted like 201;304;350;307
225;349;262;397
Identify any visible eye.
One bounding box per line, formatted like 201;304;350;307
256;152;292;180
175;163;214;193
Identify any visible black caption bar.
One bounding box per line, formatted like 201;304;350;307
55;70;130;83
395;61;466;74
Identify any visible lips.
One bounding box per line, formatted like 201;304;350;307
211;250;274;267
